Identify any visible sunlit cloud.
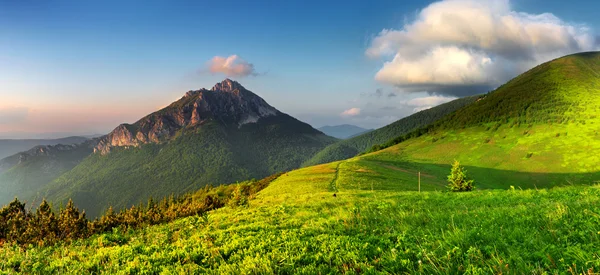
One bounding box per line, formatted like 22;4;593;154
207;55;257;78
367;0;599;96
341;107;361;117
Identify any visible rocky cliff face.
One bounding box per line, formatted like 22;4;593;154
94;79;280;155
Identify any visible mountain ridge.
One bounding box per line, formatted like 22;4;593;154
317;124;372;139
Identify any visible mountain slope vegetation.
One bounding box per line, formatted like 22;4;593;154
41;80;336;217
304;95;479;166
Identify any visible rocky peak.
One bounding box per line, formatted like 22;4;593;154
94;79;281;155
211;78;244;93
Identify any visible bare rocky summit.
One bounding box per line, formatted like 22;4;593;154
95;79;280;154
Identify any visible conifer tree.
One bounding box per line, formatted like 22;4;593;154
447;160;475;192
30;199;58;244
58;199;88;240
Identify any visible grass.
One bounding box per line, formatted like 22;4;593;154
359;121;600;189
3;164;600;273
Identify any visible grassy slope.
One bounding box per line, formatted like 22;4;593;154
44;119;336;217
3;163;600;273
303;95;479;167
353;52;600;188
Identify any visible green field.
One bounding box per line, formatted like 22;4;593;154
2;162;600;274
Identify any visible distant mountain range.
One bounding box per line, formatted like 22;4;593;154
0;79;336;216
0;136;89;160
317;124;372;139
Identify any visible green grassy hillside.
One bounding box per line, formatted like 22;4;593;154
44;118;336;217
303;95;479;166
356;52;600;187
3;162;600;273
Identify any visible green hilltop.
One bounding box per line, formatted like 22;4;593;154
354;51;600;189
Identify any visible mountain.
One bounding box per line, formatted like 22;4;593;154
344;51;600;189
303;95;479;166
0;136;89;160
317;124;372;139
37;79;336;217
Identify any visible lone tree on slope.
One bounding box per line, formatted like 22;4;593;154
447;160;475;192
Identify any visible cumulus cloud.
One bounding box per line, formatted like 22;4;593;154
341;107;361;117
367;0;599;96
207;55;257;77
0;107;29;124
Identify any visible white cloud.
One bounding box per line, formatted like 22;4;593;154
341;107;361;117
376;46;495;86
207;55;257;77
368;0;599;95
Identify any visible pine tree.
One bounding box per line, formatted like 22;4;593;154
0;198;30;244
447;160;475;192
58;199;88;240
30;199;59;244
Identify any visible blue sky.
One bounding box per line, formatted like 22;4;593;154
1;0;599;138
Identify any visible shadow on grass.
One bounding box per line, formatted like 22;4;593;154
354;159;600;191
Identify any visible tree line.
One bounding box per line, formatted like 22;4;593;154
0;173;281;247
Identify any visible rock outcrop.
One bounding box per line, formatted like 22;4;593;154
94;79;280;154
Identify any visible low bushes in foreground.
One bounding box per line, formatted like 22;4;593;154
0;173;282;247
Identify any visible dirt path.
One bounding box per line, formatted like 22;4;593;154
329;162;341;192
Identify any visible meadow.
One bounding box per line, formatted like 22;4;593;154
2;160;600;274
